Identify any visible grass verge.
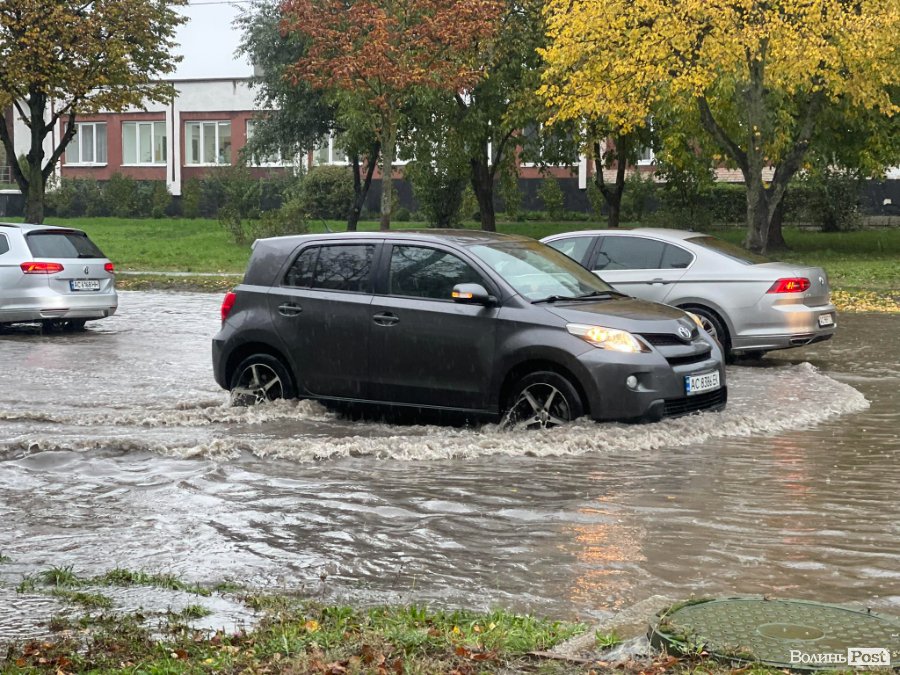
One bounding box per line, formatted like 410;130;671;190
20;217;900;310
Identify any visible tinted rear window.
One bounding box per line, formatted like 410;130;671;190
26;231;106;259
0;234;8;255
686;235;771;265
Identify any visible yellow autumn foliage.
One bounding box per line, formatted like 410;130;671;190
539;0;900;132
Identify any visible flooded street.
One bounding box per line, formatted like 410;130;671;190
1;291;897;639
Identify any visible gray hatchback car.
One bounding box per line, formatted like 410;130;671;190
0;222;117;330
212;231;726;427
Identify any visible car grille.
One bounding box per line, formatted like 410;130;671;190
664;387;727;418
640;333;688;346
665;349;712;366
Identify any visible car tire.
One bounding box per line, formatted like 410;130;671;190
686;306;730;353
229;354;296;406
41;319;86;332
502;370;584;430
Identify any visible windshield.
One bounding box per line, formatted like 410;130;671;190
687;235;771;265
470;240;614;301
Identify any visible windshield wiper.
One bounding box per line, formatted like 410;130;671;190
532;290;622;304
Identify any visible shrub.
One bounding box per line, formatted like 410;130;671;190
620;171;657;222
499;168;523;222
586;179;606;223
46;178;80;217
537;174;565;221
208;166;262;244
799;168;863;232
180;178;202;218
298;165;354;221
81;178;108;217
104;173;137;218
405;160;467;228
148;181;171;219
395;207;411;222
460;185;479;224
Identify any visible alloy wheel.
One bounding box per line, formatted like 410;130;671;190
502;382;573;430
231;362;284;406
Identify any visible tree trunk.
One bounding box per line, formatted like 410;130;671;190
347;141;380;231
24;167;45;224
379;120;396;231
471;155;495;232
592;137;628;228
767;197;787;250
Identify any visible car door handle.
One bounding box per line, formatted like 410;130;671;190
373;312;400;326
278;303;303;317
649;278;671;285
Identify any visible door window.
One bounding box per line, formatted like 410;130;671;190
388;246;485;300
284;247;319;288
0;234;8;255
312;245;375;292
545;236;594;265
592;236;666;270
285;244;375;292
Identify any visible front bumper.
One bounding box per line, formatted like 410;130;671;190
576;341;727;422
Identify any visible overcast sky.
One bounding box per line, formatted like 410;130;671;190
171;1;254;79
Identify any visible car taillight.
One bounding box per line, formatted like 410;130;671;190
767;277;810;294
104;262;115;274
21;262;64;274
221;291;237;322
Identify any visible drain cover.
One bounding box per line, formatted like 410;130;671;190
649;598;900;670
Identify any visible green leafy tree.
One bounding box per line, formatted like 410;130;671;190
0;0;186;223
236;1;380;231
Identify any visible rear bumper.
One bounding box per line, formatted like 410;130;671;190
732;303;836;352
0;291;118;323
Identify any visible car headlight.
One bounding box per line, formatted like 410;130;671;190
685;311;704;330
567;323;648;353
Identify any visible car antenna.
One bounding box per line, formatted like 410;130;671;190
321;219;333;233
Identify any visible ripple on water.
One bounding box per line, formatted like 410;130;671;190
0;362;869;463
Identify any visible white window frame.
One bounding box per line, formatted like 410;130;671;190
636;145;655;166
66;122;107;166
519;123;576;169
122;120;167;166
184;121;232;166
245;120;289;167
312;135;350;167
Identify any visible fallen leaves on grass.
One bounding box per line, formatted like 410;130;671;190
831;290;900;313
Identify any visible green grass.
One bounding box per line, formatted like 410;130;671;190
15;216;900;293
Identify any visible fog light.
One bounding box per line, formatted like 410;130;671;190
626;375;638;389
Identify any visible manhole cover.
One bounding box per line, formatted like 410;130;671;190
649;598;900;670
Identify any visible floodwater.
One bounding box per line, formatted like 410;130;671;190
0;292;897;641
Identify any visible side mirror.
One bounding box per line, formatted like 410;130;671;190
451;283;496;306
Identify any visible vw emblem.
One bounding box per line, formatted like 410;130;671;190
678;326;692;340
83;265;90;275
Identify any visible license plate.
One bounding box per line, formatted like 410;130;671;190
685;371;720;395
70;279;100;292
817;313;834;327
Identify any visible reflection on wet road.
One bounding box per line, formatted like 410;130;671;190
1;292;897;638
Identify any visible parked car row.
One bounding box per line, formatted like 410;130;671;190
1;221;836;428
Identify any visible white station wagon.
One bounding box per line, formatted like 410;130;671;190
0;222;117;331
